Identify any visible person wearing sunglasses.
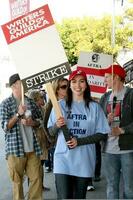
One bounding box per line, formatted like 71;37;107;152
52;78;68;100
44;77;68;173
47;69;110;199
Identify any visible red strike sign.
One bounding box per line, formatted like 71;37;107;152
2;4;54;44
77;66;107;94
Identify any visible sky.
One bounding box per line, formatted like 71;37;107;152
0;0;123;24
0;0;126;100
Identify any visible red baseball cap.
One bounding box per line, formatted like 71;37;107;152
100;64;126;79
69;69;87;81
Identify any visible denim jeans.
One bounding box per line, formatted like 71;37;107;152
55;174;89;199
103;152;133;199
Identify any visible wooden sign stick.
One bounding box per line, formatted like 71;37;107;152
21;83;24;105
45;82;71;142
45;82;62;118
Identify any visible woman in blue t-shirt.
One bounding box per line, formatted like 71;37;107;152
48;69;110;199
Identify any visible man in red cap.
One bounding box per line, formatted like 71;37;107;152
100;64;133;199
100;64;126;81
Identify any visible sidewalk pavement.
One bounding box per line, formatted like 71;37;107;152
43;170;106;200
0;168;107;200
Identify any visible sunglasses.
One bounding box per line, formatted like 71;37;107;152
59;85;68;89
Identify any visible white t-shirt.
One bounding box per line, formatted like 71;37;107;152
19;99;34;152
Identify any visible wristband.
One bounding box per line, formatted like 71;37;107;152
16;113;22;119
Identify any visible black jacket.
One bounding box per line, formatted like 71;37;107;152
100;87;133;150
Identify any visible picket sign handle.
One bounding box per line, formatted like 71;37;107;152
45;82;71;142
21;83;24;105
45;82;62;119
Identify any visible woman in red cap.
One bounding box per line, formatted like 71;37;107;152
47;69;110;199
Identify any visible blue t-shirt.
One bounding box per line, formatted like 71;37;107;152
48;99;110;177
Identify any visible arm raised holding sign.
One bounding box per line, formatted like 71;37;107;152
0;74;43;200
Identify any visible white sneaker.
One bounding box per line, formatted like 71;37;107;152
87;185;95;191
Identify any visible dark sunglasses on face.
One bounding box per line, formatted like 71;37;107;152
59;85;68;89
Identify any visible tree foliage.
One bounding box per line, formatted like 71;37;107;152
56;14;133;65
